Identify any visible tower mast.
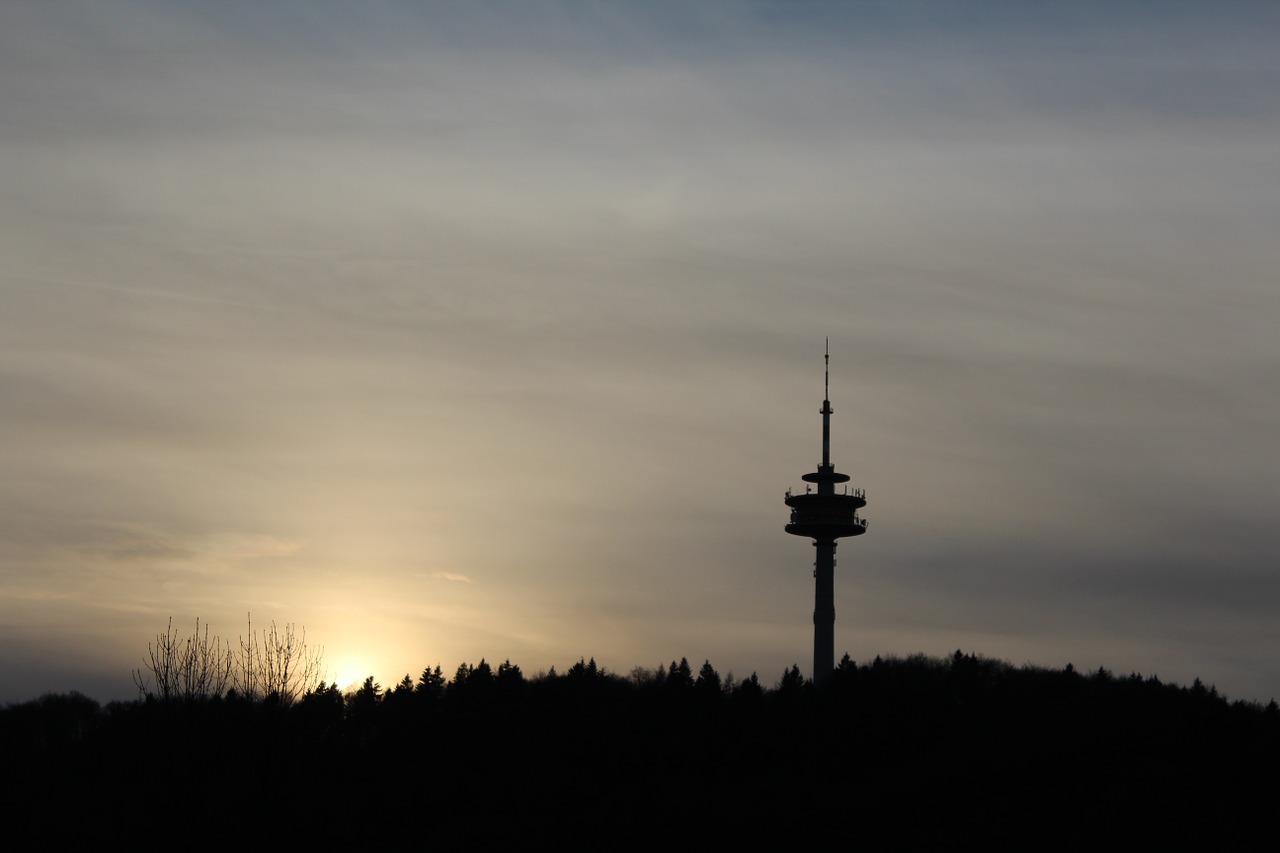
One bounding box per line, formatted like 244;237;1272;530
784;342;868;685
822;337;832;469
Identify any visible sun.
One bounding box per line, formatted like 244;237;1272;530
326;657;375;693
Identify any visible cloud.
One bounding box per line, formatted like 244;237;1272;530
210;533;301;564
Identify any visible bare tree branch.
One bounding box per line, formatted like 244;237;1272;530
133;618;232;702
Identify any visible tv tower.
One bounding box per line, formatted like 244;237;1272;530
784;340;868;685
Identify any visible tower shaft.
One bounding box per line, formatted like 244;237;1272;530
813;540;836;681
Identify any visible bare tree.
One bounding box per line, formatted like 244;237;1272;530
135;615;323;704
233;614;324;704
133;618;234;702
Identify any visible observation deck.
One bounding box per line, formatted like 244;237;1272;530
784;486;868;542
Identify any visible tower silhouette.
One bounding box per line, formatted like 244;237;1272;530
784;340;868;685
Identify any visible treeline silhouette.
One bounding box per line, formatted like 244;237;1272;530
4;652;1277;845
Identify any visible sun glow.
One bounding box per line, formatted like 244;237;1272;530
327;657;377;693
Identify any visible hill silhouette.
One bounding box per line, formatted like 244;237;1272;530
3;651;1276;845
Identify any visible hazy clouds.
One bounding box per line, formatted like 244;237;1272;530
2;1;1278;700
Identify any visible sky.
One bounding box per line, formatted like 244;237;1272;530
2;0;1278;703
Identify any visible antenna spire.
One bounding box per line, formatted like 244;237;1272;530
820;338;832;469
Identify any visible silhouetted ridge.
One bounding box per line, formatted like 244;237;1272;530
3;652;1276;845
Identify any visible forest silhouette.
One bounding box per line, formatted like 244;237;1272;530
4;649;1277;845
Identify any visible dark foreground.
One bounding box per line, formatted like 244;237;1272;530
3;653;1276;846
